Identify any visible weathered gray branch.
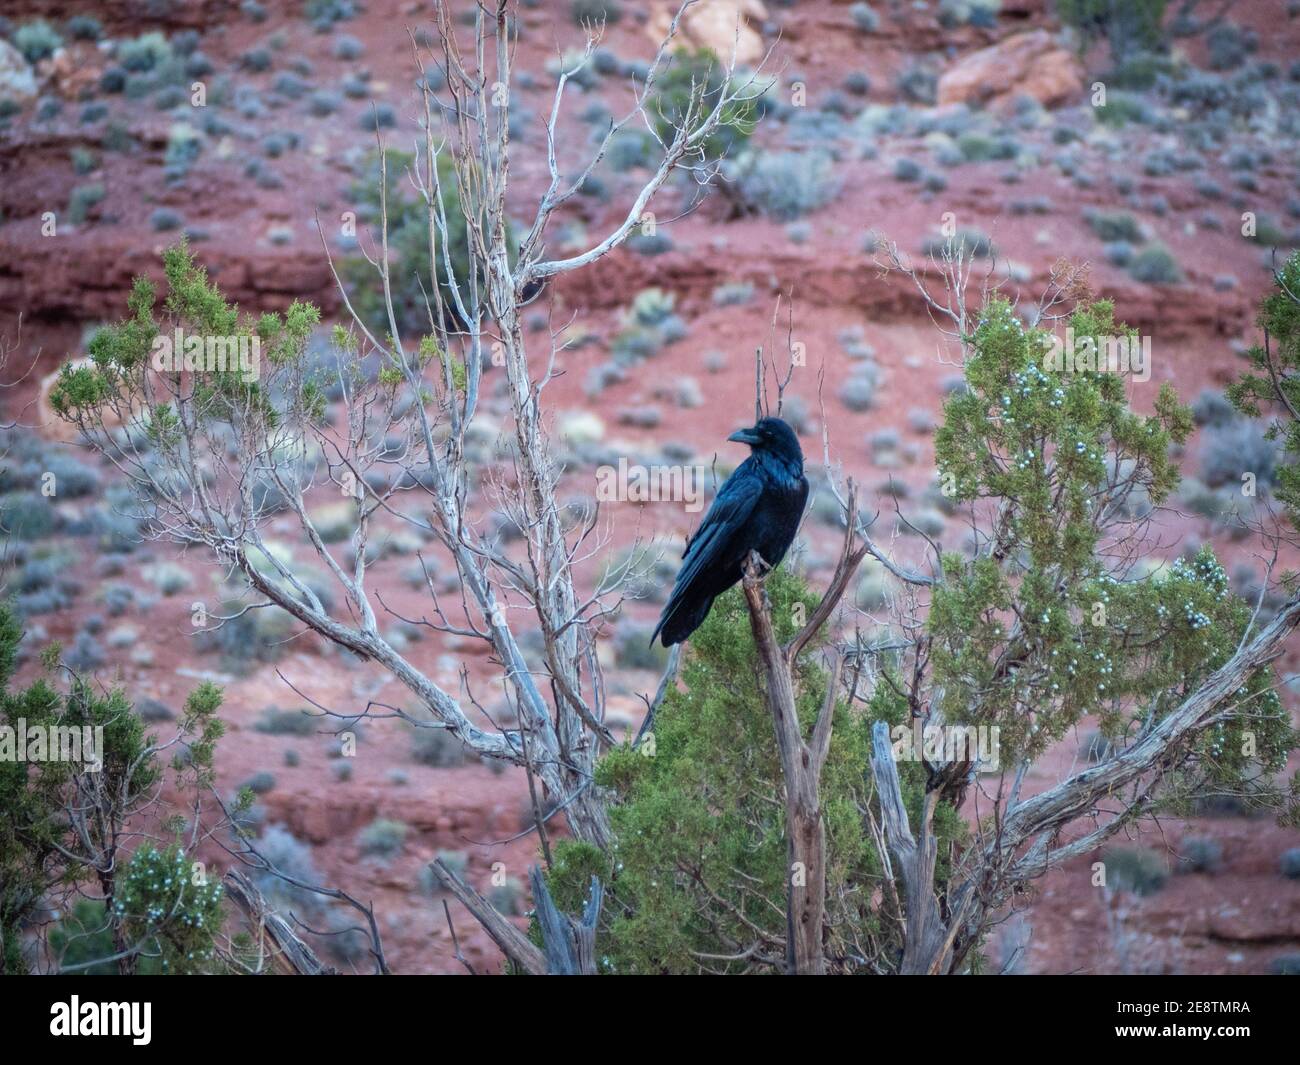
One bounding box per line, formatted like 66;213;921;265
529;866;603;975
868;722;955;974
868;589;1300;975
742;554;829;975
739;481;870;974
224;870;337;976
995;589;1300;866
429;858;547;975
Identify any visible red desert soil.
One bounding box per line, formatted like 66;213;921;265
1;0;1298;972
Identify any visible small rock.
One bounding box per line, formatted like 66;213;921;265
135;697;174;722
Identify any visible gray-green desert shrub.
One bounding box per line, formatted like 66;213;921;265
1102;845;1169;896
736;151;841;221
358;818;407;860
410;725;469;768
14;20;63;63
1128;244;1183;284
1177;836;1223;873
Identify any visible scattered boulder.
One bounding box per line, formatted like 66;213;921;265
937;30;1084;111
45;42;108;101
646;0;770;66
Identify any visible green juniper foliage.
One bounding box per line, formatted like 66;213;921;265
111;843;226;974
44;899;123;975
51;239;328;432
0;598;228;973
1228;250;1300;527
48;241;343;547
0;604;67;973
48;845;226;975
546;569;961;974
933;297;1294;804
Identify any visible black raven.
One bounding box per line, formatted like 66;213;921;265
652;416;809;647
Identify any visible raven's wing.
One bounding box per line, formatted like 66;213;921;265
651;463;763;645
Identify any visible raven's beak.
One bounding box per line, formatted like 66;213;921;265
727;427;761;446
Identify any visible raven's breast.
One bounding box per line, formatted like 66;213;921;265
751;478;807;566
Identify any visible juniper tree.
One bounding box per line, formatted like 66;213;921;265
534;285;1297;975
545;568;963;974
826;245;1300;973
0;600;229;974
1228;250;1300;526
540;264;1294;975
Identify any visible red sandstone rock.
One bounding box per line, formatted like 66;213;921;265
937;29;1084;111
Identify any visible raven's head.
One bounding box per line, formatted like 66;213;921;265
727;416;803;467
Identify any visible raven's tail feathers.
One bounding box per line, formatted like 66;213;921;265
652;594;716;648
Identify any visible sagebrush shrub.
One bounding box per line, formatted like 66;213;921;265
1103;845;1169;896
737;151;841;221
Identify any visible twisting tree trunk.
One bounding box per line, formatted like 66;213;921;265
742;562;833;975
427;858;602;975
740;485;871;974
528;866;603;976
868;724;954;975
868;594;1300;975
224;871;337;976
